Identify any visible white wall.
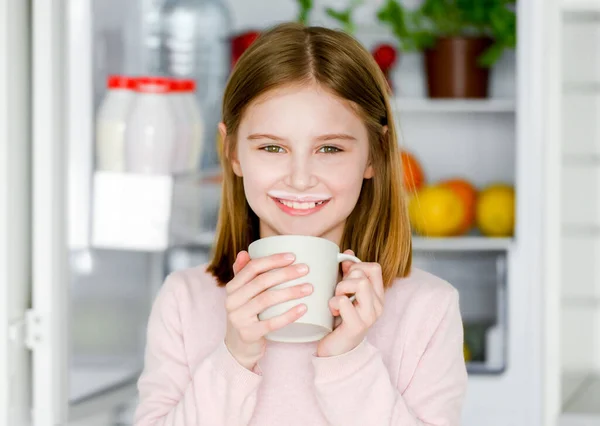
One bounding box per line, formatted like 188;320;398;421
561;16;600;373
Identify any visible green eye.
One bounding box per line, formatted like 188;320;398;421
319;146;341;154
262;145;284;153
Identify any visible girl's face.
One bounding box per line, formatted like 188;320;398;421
224;83;374;245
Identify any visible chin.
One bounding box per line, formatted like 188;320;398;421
269;220;341;240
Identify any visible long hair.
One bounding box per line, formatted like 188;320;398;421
207;23;412;288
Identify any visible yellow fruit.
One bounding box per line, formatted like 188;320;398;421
476;184;515;237
463;342;472;362
408;185;465;237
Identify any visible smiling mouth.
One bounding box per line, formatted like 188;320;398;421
270;196;330;215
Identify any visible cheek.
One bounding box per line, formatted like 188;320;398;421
239;155;282;200
323;166;365;200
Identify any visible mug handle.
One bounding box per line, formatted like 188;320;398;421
336;253;361;303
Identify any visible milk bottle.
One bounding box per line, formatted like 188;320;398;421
96;75;136;172
125;77;176;175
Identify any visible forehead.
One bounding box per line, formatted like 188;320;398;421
239;83;366;136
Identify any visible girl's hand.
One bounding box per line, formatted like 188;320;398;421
224;251;312;371
317;250;385;358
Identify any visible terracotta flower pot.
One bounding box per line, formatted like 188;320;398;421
424;37;493;99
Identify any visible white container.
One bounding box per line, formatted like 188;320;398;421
181;79;204;171
95;75;136;172
169;79;193;174
125;77;176;175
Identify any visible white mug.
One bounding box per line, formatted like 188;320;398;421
248;235;361;343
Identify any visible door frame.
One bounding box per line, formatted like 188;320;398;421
0;0;33;425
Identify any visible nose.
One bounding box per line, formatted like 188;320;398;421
284;154;318;191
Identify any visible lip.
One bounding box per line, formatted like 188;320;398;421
270;196;330;216
267;190;332;203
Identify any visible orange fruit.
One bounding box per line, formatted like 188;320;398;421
408;185;465;237
440;178;477;235
476;184;515;237
400;151;425;192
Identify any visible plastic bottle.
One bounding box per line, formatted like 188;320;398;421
181;79;204;171
169;79;193;174
125;77;176;175
141;0;168;74
96;75;137;172
162;0;231;168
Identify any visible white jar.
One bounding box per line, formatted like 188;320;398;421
169;79;193;174
96;75;136;172
181;79;204;171
125;77;176;175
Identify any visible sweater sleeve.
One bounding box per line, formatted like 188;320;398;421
134;273;263;426
311;288;468;426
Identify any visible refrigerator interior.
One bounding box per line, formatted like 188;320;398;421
59;0;528;423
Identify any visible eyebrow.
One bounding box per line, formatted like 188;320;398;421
247;133;357;142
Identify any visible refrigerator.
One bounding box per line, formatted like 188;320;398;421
0;0;563;425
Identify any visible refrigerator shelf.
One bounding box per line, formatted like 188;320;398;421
562;0;600;13
173;231;514;253
466;361;505;375
412;236;513;252
392;98;516;114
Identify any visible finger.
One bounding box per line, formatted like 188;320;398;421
226;253;296;294
240;283;313;317
251;303;308;339
227;263;309;311
232;251;251;276
335;269;366;298
340;249;356;276
329;295;347;316
348;262;385;301
334;278;360;297
337;296;364;331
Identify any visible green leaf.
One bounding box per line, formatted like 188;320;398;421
478;42;504;67
296;0;313;25
375;0;516;61
326;7;353;33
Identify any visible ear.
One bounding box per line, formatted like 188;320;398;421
220;122;243;177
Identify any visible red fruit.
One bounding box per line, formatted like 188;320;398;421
372;43;397;71
231;31;260;67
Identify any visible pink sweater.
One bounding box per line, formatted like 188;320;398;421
134;265;468;426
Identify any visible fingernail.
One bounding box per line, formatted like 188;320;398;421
295;264;309;273
302;284;313;294
283;253;295;261
298;304;307;313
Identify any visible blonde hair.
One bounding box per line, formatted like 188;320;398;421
207;22;411;288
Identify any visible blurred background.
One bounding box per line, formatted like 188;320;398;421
0;0;598;425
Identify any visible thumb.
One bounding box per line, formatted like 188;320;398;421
233;250;251;276
341;249;355;277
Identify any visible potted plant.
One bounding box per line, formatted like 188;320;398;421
377;0;516;98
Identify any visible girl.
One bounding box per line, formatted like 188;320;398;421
135;23;468;426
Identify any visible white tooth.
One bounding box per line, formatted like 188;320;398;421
308;202;316;209
284;200;294;207
292;201;302;209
